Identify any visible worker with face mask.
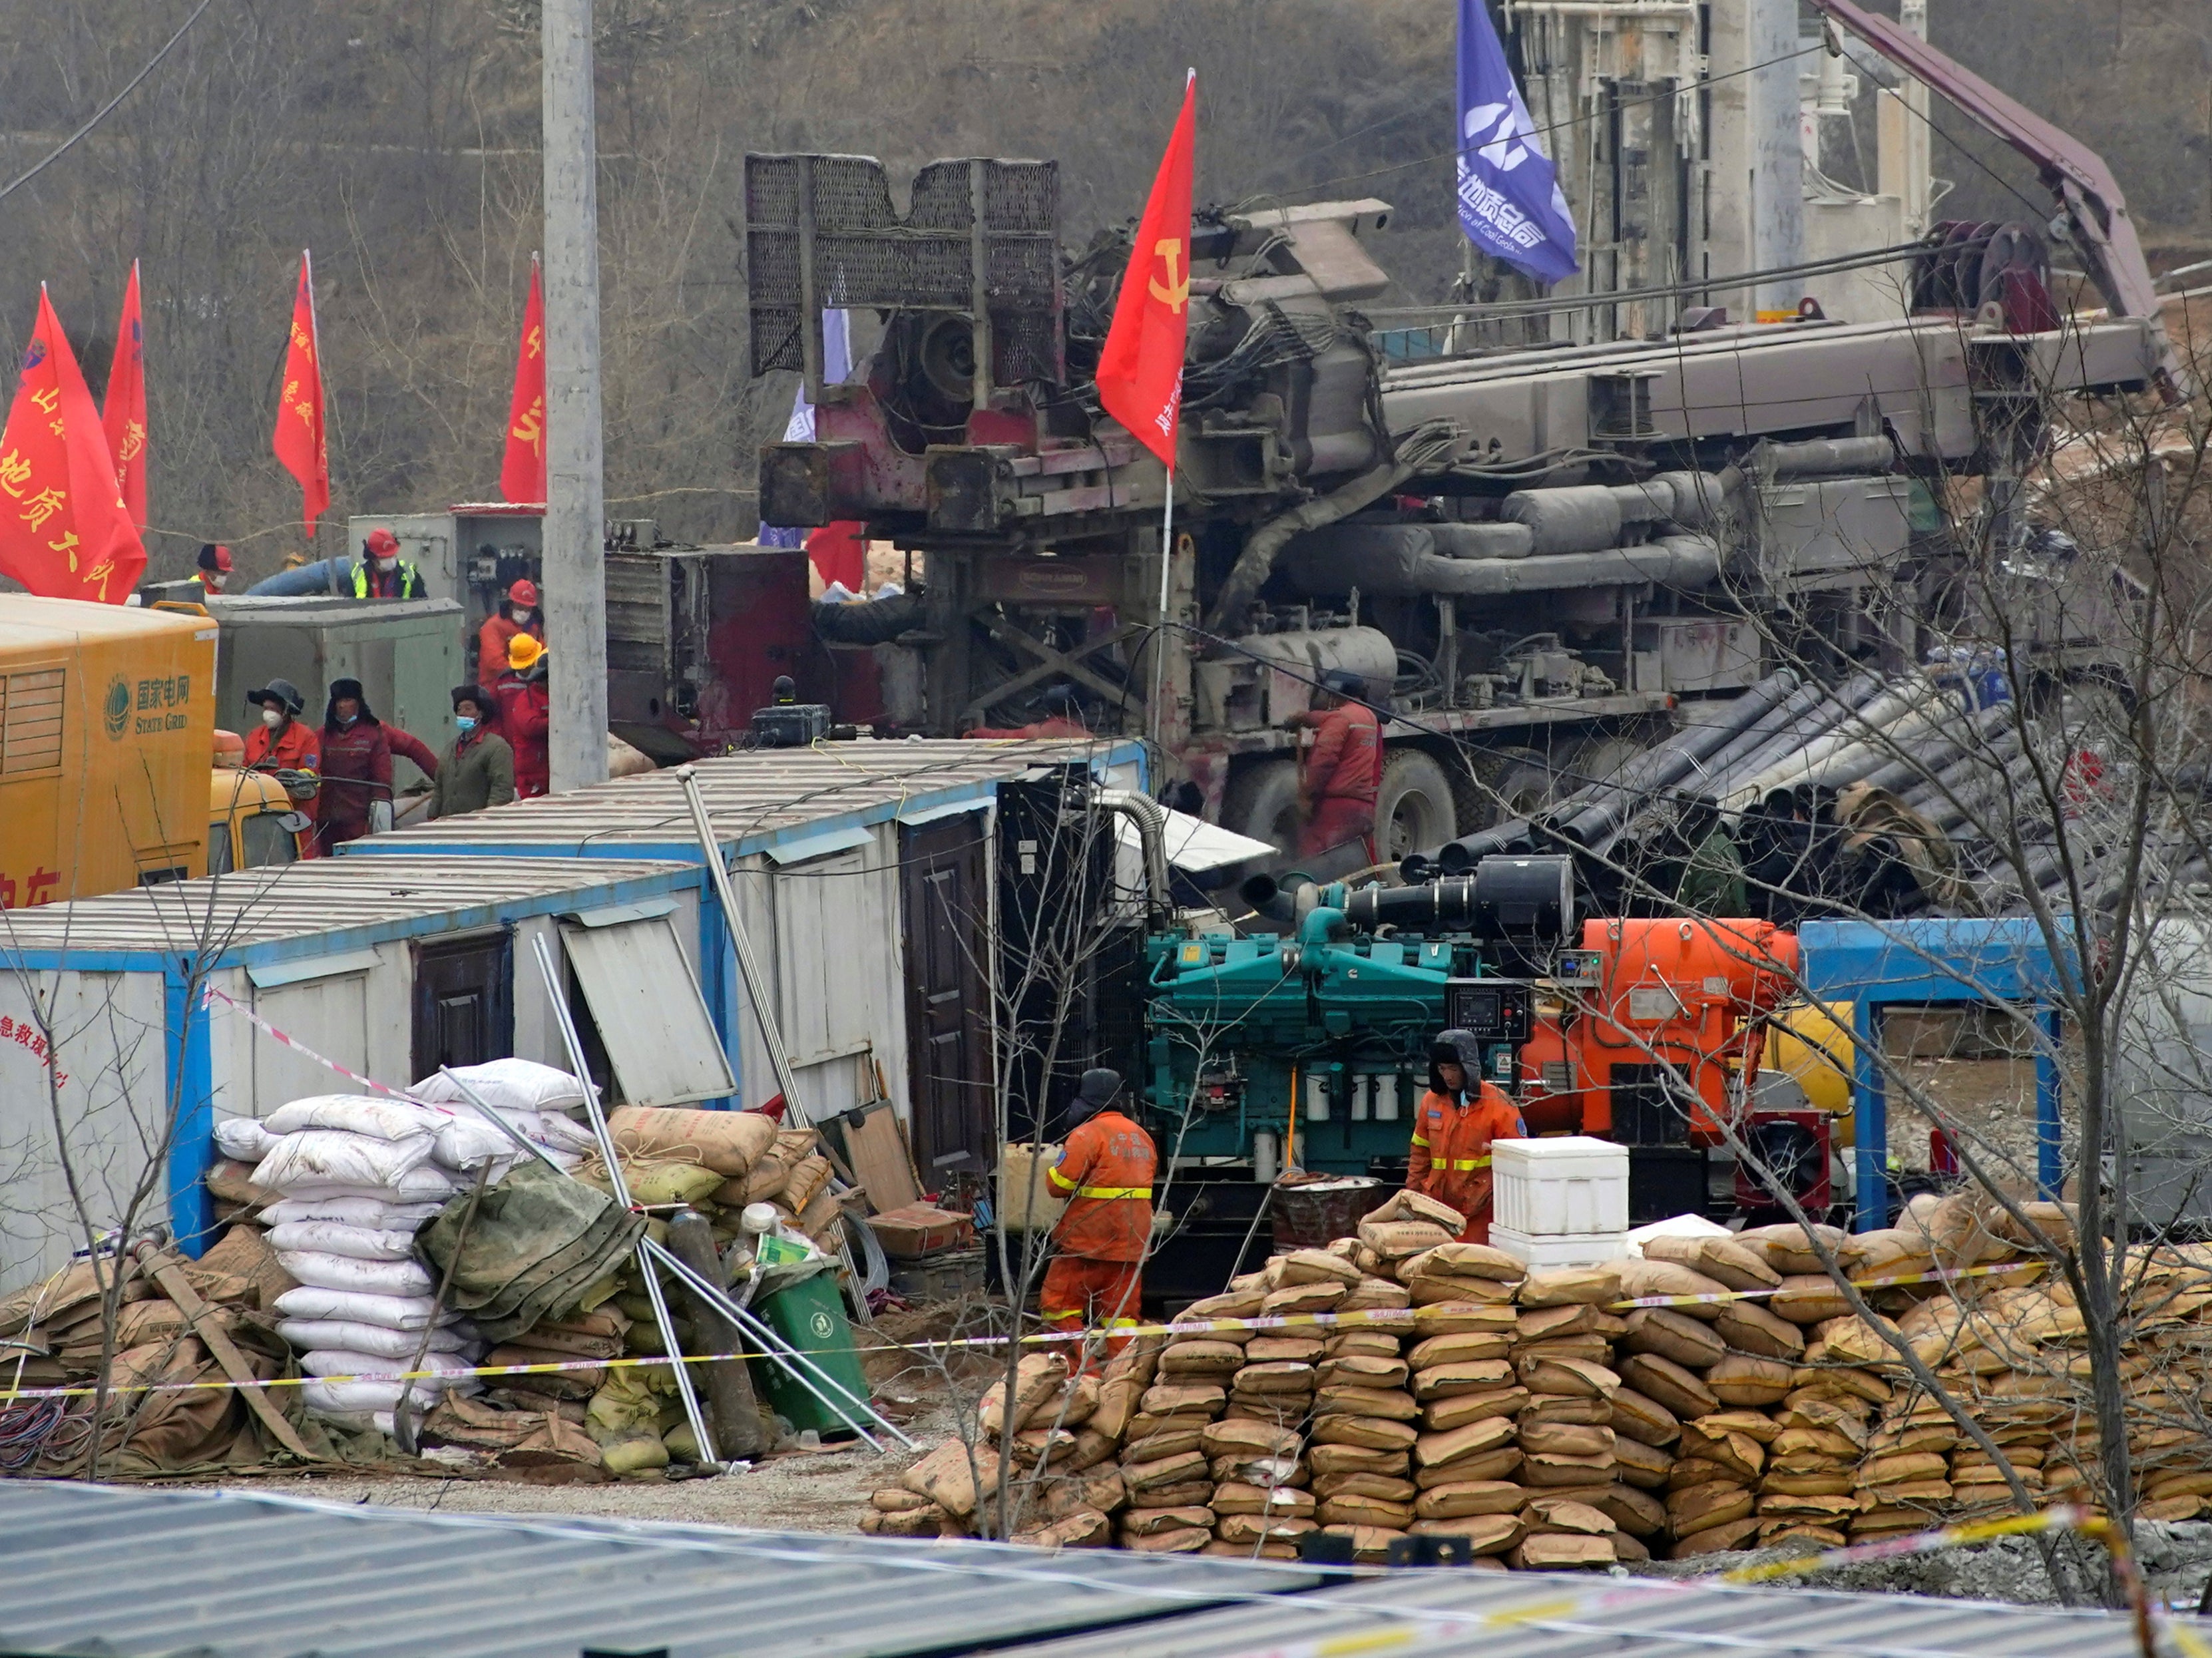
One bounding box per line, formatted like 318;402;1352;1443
1407;1028;1526;1244
431;686;516;818
351;527;427;599
241;678;321;857
1041;1068;1156;1362
477;578;543;693
315;678;395;851
191;543;232;595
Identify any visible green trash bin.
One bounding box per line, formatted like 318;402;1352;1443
748;1270;872;1438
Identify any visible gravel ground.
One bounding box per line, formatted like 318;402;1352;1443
191;1401;952;1533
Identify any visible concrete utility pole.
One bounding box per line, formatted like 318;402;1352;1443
1749;0;1807;315
542;0;609;793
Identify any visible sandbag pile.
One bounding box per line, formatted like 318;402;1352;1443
865;1183;2205;1563
217;1059;602;1433
0;1227;303;1476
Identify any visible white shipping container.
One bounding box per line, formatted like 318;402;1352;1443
1492;1135;1630;1235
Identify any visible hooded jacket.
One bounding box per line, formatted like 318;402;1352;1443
317;682;393;847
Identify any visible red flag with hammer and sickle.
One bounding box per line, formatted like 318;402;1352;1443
501;256;547;504
0;286;147;602
1096;73;1196;473
272;250;330;531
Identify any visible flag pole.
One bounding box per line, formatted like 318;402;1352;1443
1149;470;1174;747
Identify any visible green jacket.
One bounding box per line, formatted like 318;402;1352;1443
1675;825;1749;917
430;729;515;817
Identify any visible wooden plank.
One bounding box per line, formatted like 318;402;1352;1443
830;1098;923;1214
142;1249;319;1463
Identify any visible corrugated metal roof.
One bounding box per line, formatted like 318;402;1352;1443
351;737;1141;859
0;1483;1315;1658
1008;1555;2155;1658
0;855;692;958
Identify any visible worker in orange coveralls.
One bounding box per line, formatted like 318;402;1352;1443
1287;670;1383;861
1407;1028;1526;1244
1042;1068;1156;1360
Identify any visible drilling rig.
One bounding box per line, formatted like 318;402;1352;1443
750;0;2181;874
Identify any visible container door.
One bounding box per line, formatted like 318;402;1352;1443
411;928;515;1080
899;813;992;1177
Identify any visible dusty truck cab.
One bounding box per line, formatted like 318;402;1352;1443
206;733;304;875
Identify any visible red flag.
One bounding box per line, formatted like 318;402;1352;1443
501;256;547;504
272;250;330;530
0;287;148;602
101;261;148;532
1096;73;1197;472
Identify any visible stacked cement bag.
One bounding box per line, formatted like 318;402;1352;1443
224;1090;521;1431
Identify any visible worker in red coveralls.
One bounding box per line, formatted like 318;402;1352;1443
1407;1028;1526;1245
1286;670;1382;861
963;682;1093;740
1042;1068;1156;1363
241;678;321;858
495;633;552;799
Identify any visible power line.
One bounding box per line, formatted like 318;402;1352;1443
0;0;216;206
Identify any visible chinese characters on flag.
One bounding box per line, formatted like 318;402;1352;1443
101;261;148;532
271;250;330;530
1095;72;1197;473
501;256;547;504
0;286;147;603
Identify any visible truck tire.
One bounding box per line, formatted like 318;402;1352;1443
1221;758;1301;859
1376;749;1456;863
1488;746;1558;822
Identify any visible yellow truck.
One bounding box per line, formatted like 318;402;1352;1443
0;596;300;908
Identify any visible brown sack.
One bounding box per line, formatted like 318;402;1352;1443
608;1104;777;1177
1516;1267;1624;1307
1369;1189;1467;1233
1705;1353;1795;1406
1609;1386;1681;1447
1615;1352;1718;1420
1310;1414;1419;1452
1518;1356;1620;1398
1622;1307;1726;1370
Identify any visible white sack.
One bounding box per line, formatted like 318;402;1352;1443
411;1058;586;1116
302;1378;444;1414
260;1195;447;1229
264;1221;422;1263
266;1094;451;1142
212;1117;274;1162
276;1249;433;1298
277;1320;465;1360
270;1286;445;1330
274;1165;461;1203
255;1130;437;1193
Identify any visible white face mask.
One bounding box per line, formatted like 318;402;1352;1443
261;708;284;728
512;608;532;626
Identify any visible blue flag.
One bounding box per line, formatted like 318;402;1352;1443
1456;0;1580;285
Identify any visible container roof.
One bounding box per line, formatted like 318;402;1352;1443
0;855;691;964
0;593;214;648
355;736;1142;859
0;1484;1315;1658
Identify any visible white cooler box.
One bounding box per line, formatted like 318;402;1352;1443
1492;1136;1629;1235
1490;1222;1630;1268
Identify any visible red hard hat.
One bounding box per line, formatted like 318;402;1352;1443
509;578;539;606
365;526;400;555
